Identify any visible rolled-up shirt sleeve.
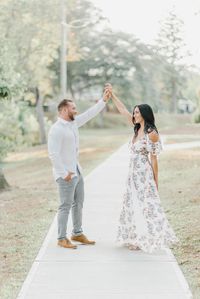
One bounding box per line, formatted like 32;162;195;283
75;98;106;128
48;128;68;179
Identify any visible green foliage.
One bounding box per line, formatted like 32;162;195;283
0;87;10;99
191;81;200;124
0;101;41;161
0;38;24;100
193;108;200;123
193;97;200;123
0;0;61;98
0;0;58;155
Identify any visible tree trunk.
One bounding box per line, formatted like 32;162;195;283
170;78;177;113
0;168;9;191
170;66;178;114
68;81;75;100
35;87;47;144
67;70;76;100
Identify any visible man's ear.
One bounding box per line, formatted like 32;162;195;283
64;107;68;114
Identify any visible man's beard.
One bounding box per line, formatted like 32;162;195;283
69;114;75;121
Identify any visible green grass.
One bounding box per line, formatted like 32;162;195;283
159;148;200;299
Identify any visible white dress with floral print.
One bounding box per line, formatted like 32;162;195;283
116;133;179;253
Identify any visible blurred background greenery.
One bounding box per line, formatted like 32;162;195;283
1;0;200;167
0;1;200;298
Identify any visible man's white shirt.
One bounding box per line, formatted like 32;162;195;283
48;99;106;181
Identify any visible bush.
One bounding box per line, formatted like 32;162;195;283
0;101;40;160
193;108;200;124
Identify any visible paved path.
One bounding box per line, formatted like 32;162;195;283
17;141;197;299
164;140;200;151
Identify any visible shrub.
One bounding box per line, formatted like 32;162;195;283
0;101;40;160
193;108;200;124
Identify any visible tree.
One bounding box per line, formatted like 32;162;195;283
0;0;61;142
50;18;161;110
0;38;22;191
50;0;186;112
155;9;188;112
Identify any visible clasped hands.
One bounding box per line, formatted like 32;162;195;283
103;83;113;102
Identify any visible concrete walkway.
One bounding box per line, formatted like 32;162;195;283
17;142;196;299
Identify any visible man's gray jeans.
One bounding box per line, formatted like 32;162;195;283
56;169;84;240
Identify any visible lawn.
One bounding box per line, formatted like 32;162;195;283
159;148;200;299
0;114;200;299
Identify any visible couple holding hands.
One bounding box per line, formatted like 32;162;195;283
48;83;178;253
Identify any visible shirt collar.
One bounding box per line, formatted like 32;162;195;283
58;117;74;125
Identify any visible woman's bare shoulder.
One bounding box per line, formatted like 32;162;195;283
147;129;159;142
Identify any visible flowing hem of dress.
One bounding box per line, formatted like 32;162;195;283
116;236;179;254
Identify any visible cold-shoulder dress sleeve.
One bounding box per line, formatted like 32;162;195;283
146;133;163;156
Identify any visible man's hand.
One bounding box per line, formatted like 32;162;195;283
64;172;74;182
103;82;113;102
104;83;113;99
103;89;111;102
104;82;112;92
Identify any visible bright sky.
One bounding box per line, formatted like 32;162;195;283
92;0;200;68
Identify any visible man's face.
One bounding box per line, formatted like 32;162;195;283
64;102;78;121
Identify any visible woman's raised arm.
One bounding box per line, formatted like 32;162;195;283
112;93;133;125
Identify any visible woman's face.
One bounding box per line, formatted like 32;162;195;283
133;106;144;124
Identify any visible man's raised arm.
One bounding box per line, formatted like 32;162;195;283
75;90;110;128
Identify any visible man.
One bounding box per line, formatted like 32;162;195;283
48;90;110;249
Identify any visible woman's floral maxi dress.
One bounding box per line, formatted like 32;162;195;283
117;133;178;253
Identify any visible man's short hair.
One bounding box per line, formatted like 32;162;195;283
57;99;73;111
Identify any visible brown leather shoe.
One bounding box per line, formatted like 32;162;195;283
57;238;77;249
71;234;95;245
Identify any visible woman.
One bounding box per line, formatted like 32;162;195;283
106;85;178;253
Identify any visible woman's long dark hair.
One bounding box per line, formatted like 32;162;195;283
132;104;158;137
